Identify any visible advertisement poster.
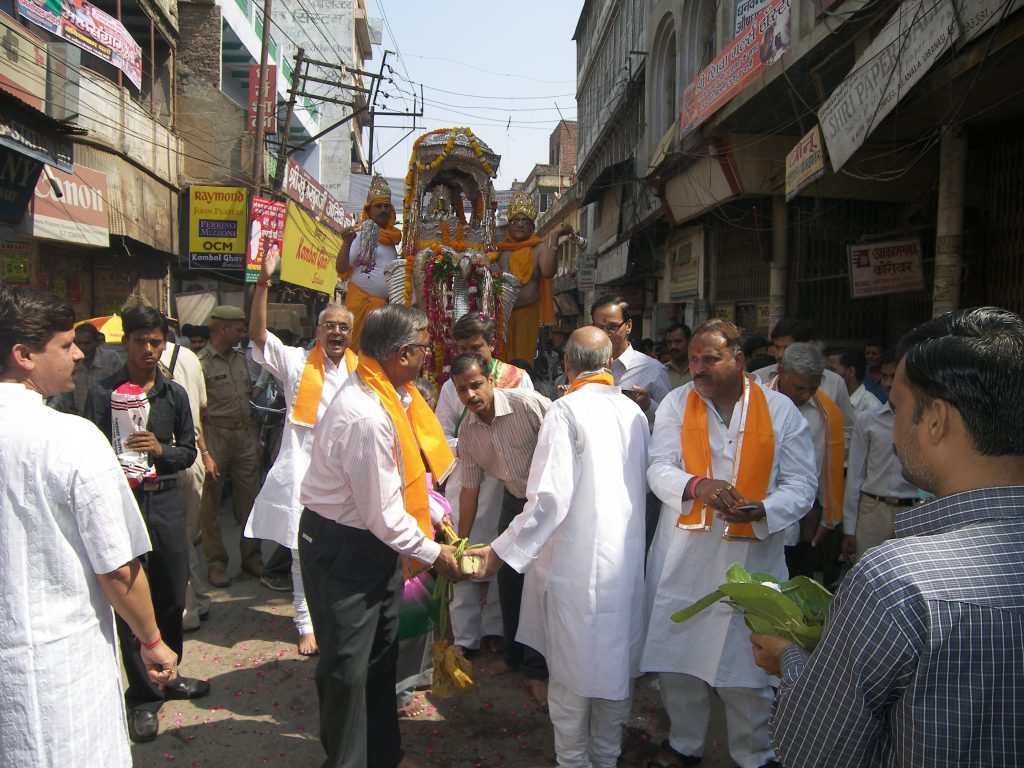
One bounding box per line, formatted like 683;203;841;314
848;239;925;298
1;240;34;285
17;0;143;89
188;186;248;270
681;0;791;140
784;125;826;201
246;196;286;283
24;163;109;246
279;200;340;294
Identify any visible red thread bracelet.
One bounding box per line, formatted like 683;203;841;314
140;634;162;649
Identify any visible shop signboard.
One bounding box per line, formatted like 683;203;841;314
280;200;340;294
0;146;43;224
785;125;826;201
576;252;596;291
667;226;703;299
246;196;286;283
0;112;73;171
818;0;958;172
735;0;773;33
955;0;1024;44
24;163;109;246
247;64;277;134
188;186;248;270
0;12;48;110
848;239;925;298
17;0;143;89
681;0;791;140
283;159;352;234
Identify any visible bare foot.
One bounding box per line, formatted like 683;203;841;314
297;633;318;656
396;753;430;768
487;659;515;676
525;678;548;706
483;635;505;654
397;698;429;719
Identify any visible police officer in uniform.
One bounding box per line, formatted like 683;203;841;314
198;305;263;587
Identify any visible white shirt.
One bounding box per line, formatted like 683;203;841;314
246;332;351;547
641;381;817;687
300;373;441;565
842;401;921;535
0;383;151;767
849;382;882;419
494;383;650;700
612;344;672;424
348;231;399;298
754;363;855;447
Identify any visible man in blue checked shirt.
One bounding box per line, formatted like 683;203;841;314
751;306;1024;768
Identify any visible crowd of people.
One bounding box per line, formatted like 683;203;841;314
2;191;1022;768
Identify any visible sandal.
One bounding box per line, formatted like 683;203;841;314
646;740;702;768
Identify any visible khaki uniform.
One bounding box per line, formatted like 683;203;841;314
198;345;262;572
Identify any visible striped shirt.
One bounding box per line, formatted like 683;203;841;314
457;388;550;499
772;485;1024;767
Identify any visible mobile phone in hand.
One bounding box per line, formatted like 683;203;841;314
622;389;641;401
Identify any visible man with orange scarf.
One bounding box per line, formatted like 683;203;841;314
298;304;462;768
465;326;650;768
771;343;846;587
641;319;816;768
497;189;574;363
244;248;357;656
336;173;402;348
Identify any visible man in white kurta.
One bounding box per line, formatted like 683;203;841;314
434;314;533;652
245;250;355;654
468;327;650;768
0;286;176;767
643;320;816;768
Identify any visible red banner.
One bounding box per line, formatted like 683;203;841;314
680;0;791;140
247;64;277;134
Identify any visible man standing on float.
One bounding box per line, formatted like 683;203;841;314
336;173;402;348
498;190;574;364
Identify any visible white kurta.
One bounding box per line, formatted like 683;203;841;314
641;381;816;688
244;333;350;547
348;231;398;298
434;370;534;546
493;383;650;701
0;383;151;767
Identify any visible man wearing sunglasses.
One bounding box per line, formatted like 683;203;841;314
244;249;358;656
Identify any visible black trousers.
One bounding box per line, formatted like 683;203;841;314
117;486;189;711
299;509;404;768
497;490;548;681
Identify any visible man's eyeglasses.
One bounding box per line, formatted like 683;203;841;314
407;343;432;353
594;321;626;334
320;322;351;332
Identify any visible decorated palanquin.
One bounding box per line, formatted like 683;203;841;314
386;127;521;391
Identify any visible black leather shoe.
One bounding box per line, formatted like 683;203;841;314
127;709;159;742
163;675;212;701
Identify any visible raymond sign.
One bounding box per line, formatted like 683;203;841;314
248;64;277;133
848;239;925;298
246;196;286;284
17;0;143;89
681;0;791;140
25;164;109;246
280;201;340;294
785;125;826;201
188;186;248;270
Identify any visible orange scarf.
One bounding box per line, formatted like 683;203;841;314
812;391;845;527
362;204;402;247
289;345;357;427
497;235;555;325
567;369;614;394
679;375;775;538
357;356;454;572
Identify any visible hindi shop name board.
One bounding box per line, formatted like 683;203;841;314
280;200;341;294
681;0;791;140
247;64;277;134
24;163;109;246
848;239;925;298
283;159;352;234
17;0;143;89
188;186;248;270
785;125;826;201
818;0;958;172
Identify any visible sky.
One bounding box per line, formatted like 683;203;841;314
366;1;584;188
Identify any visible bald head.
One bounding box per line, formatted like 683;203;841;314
565;326;613;381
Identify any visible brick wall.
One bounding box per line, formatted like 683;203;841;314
177;2;222;88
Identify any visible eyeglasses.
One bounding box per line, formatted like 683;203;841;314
407;343;432;353
594;321;626;334
320;322;351;332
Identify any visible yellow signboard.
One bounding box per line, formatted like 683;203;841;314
280;200;339;294
188;186;248;270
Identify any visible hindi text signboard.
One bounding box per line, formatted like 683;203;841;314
785;125;826;201
848;239;925;298
280;200;340;294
